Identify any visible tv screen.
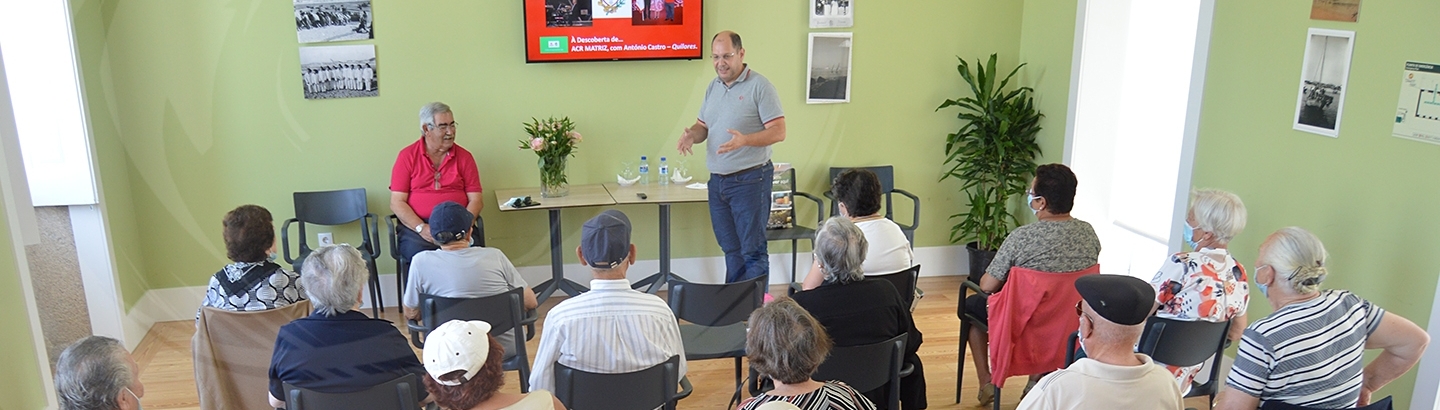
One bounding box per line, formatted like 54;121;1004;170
524;0;703;63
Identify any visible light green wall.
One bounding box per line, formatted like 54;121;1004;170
0;194;50;408
1019;0;1078;165
1194;1;1440;407
71;0;1031;297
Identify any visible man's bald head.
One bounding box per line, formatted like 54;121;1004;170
712;31;742;50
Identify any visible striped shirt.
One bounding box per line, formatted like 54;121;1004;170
527;279;687;393
1225;290;1385;408
737;381;877;410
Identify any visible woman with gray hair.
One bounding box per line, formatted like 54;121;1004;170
1215;227;1429;410
737;298;876;410
1148;189;1251;392
55;336;144;410
791;217;925;409
267;244;429;408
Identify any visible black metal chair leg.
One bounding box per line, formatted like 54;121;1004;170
734;357;742;391
957;320;969;404
994;386;1002;410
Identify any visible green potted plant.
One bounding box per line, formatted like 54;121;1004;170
936;54;1043;279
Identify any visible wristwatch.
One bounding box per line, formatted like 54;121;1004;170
414;223;425;234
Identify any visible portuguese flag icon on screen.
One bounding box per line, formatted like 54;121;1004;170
540;36;568;54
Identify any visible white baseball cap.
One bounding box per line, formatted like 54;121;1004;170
422;320;492;386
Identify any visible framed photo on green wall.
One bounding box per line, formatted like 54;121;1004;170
1293;28;1354;138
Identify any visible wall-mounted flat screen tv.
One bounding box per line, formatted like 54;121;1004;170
524;0;703;63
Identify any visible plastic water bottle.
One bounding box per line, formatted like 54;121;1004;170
639;156;650;185
658;157;670;185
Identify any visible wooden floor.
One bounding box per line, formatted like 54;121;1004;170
132;276;1207;409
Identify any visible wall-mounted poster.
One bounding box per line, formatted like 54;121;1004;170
294;0;374;44
806;32;852;104
1393;61;1440;145
1293;28;1354;137
810;0;853;29
1311;0;1361;22
299;44;377;99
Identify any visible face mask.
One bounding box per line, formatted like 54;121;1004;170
1255;265;1270;297
1183;222;1199;250
1077;321;1088;355
125;387;142;410
1027;194;1042;215
267;251;279;263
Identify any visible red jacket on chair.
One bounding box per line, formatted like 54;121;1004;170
988;264;1100;388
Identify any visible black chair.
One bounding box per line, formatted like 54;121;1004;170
955;278;989;405
763;167;825;295
283;373;421;410
554;355;694;410
826;165;921;245
1137;316;1233;409
404;288;538;393
282;188;382;316
666;274;767;391
815;333;914;410
872;265;922;308
386;214;485;310
1260;397;1393;410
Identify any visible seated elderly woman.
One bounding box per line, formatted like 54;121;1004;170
1215;227;1430;409
792;216;925;409
737;298;877;410
54;336;145;410
1149;189;1250;393
267;244;429;408
421;320;566;410
196;205;305;320
962;163;1101;405
801;169;915;290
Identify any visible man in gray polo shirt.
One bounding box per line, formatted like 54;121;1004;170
677;30;786;283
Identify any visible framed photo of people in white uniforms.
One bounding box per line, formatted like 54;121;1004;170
298;44;378;100
293;0;374;44
806;32;852;104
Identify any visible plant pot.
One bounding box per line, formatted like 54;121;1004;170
966;241;997;283
539;156;569;198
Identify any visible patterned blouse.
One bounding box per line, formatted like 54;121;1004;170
737;381;876;410
1149;247;1249;391
197;261;306;320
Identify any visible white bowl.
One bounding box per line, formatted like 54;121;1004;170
617;174;640;186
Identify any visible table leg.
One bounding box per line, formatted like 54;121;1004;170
535;209;588;304
642;204;673;293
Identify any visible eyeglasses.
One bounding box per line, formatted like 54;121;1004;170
1075;301;1084;317
711;52;737;62
432;121;458;131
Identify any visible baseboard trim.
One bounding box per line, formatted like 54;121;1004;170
125;244;973;326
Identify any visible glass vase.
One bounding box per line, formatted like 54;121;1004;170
539;156;569;198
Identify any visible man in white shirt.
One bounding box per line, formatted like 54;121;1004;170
1018;274;1183;410
528;210;687;392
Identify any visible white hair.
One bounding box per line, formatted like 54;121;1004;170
300;244;369;316
814;217;867;285
1261;227;1329;294
55;336;132;410
1191;189;1247;244
418;102;451;129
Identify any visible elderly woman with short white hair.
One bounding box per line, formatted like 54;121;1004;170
791;216;926;409
1215;227;1430;410
267;244;430;408
1149;189;1250;392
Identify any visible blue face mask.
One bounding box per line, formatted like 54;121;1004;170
126;387;143;410
267;251;279;263
1027;194;1042;215
1256;265;1270;297
1183;222;1200;250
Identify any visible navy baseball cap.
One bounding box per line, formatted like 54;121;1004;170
1075;274;1156;326
429;201;473;243
580;210;631;268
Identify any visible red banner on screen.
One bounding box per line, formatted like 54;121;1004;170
524;0;703;63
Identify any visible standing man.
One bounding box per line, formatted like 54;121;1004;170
677;31;786;283
390;102;483;264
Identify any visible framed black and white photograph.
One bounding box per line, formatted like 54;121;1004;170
294;0;373;44
806;32;852;104
1293;28;1354;137
299;44;377;100
810;0;853;28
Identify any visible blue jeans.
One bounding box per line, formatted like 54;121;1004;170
709;163;772;283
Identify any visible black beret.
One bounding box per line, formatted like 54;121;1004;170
1075;275;1155;326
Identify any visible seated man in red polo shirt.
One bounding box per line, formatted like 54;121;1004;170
390;102;483;263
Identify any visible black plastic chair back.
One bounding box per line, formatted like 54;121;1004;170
871;265;921;307
414;287;531;392
283;188;381;268
1260;396;1393;410
1138;316;1231;368
555;355;685;410
666;275;767;326
826;165;920;244
813;333;907;409
283;373;420;410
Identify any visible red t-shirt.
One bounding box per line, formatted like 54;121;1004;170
389;138;482;220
